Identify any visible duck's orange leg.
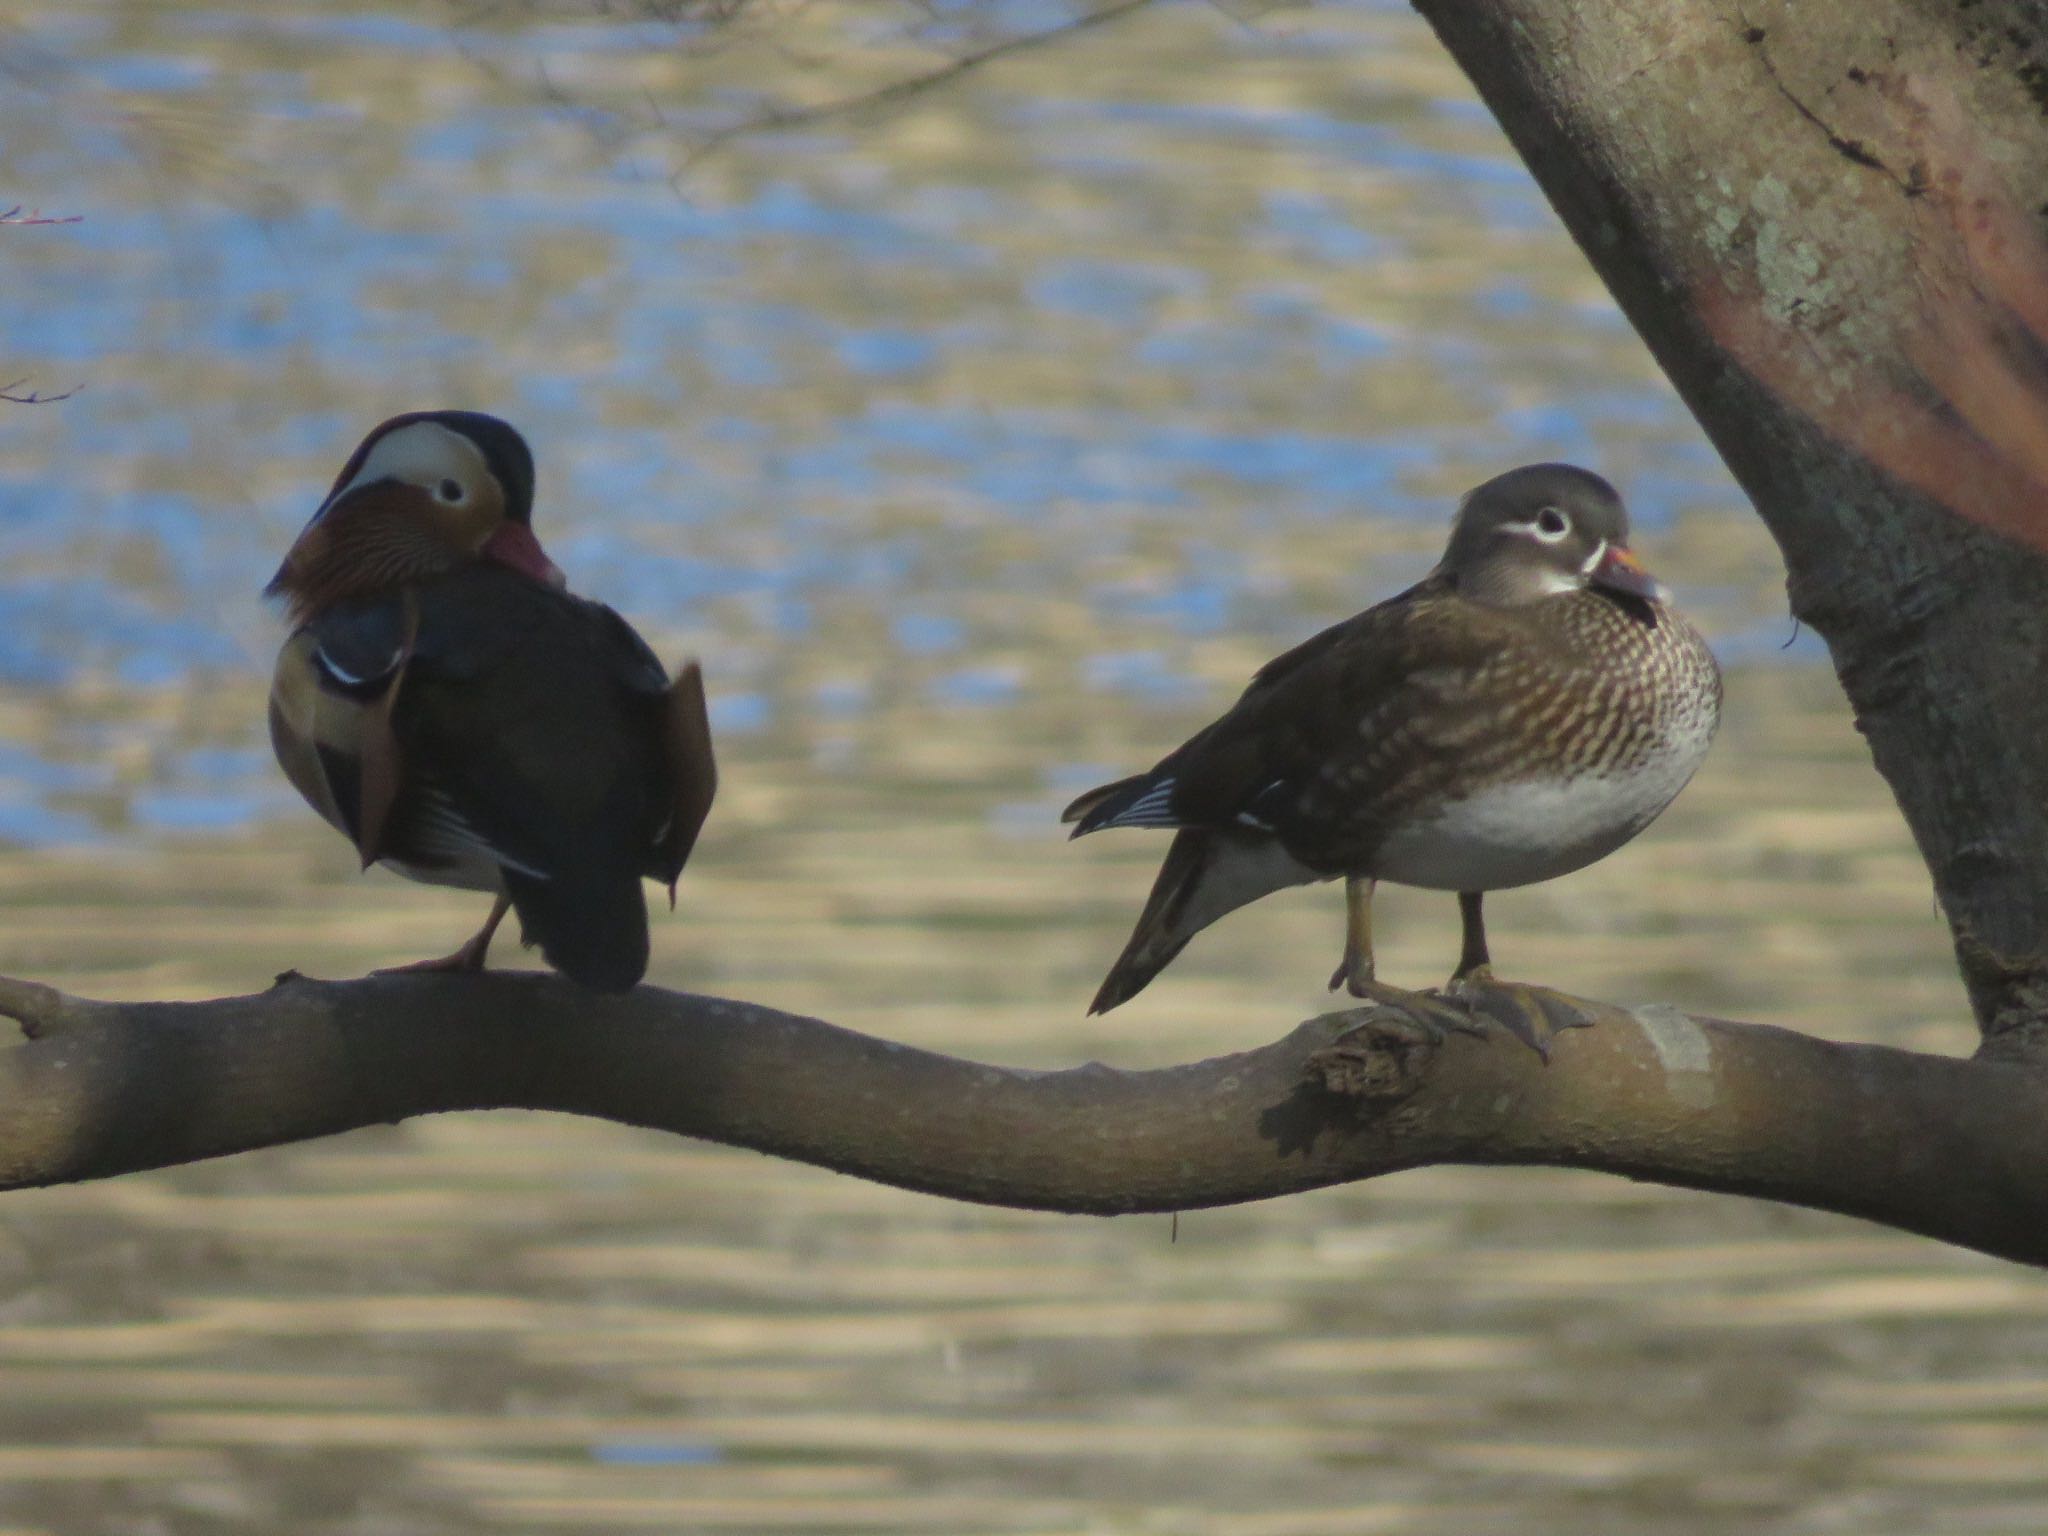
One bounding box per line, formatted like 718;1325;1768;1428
376;893;511;977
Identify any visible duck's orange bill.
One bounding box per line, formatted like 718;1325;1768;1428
1592;544;1661;601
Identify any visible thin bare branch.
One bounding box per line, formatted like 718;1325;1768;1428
673;0;1160;173
0;381;80;404
0;206;81;226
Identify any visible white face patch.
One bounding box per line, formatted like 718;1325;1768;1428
1520;565;1585;598
1578;537;1607;575
319;421;490;519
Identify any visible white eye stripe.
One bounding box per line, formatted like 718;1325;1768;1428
1579;537;1607;574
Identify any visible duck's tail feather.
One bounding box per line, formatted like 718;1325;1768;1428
1088;830;1317;1013
506;865;650;993
1062;771;1181;838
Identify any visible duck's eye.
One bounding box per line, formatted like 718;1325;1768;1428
436;478;464;504
1533;506;1570;540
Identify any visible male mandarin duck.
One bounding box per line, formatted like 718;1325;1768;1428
1064;464;1720;1029
267;410;715;991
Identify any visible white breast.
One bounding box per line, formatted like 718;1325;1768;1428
1370;706;1716;892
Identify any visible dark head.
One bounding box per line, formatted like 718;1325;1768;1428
266;410;563;619
1437;463;1665;608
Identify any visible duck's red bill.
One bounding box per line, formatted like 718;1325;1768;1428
482;523;567;589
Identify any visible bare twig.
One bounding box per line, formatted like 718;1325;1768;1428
673;0;1160;173
0;206;81;227
0;380;80;404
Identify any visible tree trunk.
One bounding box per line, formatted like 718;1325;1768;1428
1410;0;2048;1045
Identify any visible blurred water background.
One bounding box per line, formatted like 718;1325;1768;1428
0;2;2040;1533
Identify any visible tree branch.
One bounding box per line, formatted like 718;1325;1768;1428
2;972;2043;1266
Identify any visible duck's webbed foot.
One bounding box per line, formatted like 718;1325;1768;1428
1439;973;1596;1061
1327;980;1491;1047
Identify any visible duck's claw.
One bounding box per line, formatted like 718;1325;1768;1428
1437;975;1596;1061
1327;956;1382;998
1326;981;1488;1047
1382;988;1492;1044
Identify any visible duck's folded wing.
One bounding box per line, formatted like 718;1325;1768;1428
651;660;716;887
574;600;717;889
1141;592;1510;848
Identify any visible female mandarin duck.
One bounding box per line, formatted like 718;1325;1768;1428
1065;465;1719;1024
267;410;716;991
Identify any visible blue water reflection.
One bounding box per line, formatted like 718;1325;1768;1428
0;0;1754;849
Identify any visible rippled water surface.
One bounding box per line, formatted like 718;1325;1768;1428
0;2;2037;1533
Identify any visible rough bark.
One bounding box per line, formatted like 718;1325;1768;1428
2;972;2046;1267
1410;0;2048;1046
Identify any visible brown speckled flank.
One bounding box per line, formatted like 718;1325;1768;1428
1199;577;1720;876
